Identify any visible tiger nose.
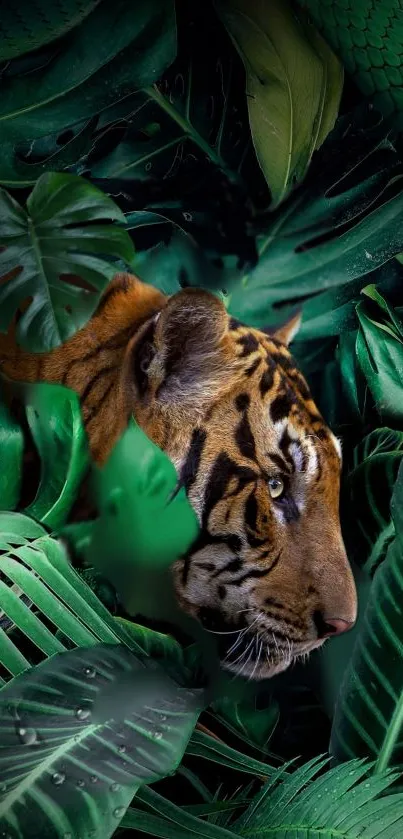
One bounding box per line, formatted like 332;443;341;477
314;612;354;639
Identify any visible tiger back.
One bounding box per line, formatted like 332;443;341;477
0;273;357;680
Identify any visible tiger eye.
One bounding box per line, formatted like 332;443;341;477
268;476;284;499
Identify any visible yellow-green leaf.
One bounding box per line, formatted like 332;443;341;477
215;0;343;207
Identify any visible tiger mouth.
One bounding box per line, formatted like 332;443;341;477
217;630;324;680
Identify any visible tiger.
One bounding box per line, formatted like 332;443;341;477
0;272;357;680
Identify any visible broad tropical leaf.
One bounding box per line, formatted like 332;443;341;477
227;107;403;328
347;428;403;574
215;0;343;207
0;644;202;839
331;461;403;769
0;0;176;186
0;173;135;351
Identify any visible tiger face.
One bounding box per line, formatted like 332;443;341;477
1;274;357;680
126;280;357;680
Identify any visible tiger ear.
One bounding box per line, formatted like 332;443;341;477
150;288;230;405
263;309;301;346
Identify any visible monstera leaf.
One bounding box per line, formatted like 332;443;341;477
331;461;403;769
227;108;403;328
88;0;254;194
0;173;135;351
0;0;176;186
215;0;343;207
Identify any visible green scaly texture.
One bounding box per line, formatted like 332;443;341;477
296;0;403;127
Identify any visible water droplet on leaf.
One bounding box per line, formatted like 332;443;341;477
83;666;96;679
110;783;120;793
52;771;65;785
114;807;125;819
90;776;98;784
152;731;163;740
118;744;126;754
17;727;37;745
76;708;91;721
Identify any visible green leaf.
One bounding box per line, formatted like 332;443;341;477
227;108;403;327
0;393;23;511
215;0;343;207
347;428;403;574
212;694;279;752
0;173;135;351
186;730;277;778
70;420;199;617
22;383;90;529
88;1;253;193
0;0;176;186
235;757;403;838
0;643;202;839
331;461;403;770
356;284;403;425
0;514;126;673
0;0;100;61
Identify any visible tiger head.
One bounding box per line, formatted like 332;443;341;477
1;273;357;679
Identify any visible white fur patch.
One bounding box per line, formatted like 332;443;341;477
329;431;342;460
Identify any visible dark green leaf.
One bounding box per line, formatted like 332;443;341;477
0;0;176;186
356;284;403;426
212;694;279;752
347;428;403;574
0;644;202;839
227;108;403;327
186;731;277;778
0;0;100;61
215;0;343;206
331;461;403;769
0;393;23;511
0;173;135;351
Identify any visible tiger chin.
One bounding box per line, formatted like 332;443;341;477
0;272;357;681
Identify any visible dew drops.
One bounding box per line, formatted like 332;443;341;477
160;715;167;722
152;731;163;740
90;775;98;784
145;162;152;172
118;744;126;754
83;666;96;679
77;779;86;788
17;727;37;746
52;771;66;786
76;708;91;721
110;783;120;793
114;807;125;819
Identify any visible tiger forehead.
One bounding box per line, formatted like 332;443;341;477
226;322;341;460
